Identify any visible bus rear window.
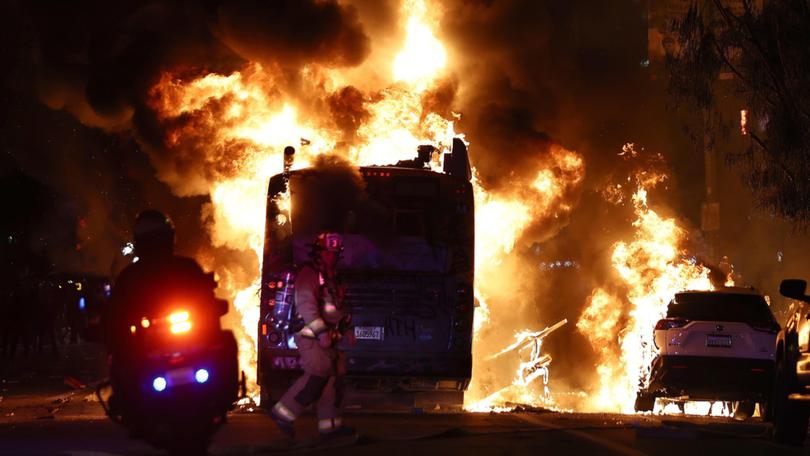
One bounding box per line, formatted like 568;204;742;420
395;179;438;197
395;210;425;236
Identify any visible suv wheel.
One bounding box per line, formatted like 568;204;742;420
772;356;810;445
634;392;655;412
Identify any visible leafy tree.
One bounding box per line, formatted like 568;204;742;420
667;0;810;225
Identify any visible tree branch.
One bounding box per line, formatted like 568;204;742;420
749;131;796;185
710;0;807;125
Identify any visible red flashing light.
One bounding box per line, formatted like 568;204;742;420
262;324;267;336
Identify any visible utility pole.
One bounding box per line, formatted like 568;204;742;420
701;106;720;263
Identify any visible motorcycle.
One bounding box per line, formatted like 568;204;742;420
97;292;240;455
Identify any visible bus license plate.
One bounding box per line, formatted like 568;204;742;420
354;326;384;341
706;335;732;348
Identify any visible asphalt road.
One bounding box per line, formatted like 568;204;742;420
2;344;808;455
1;394;808;456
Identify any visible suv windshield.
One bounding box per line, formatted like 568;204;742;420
666;292;776;324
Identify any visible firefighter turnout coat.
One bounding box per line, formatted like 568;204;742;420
272;263;349;433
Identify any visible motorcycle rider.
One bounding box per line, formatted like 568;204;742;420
104;210;220;413
270;232;353;439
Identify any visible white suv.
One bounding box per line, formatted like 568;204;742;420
635;288;780;415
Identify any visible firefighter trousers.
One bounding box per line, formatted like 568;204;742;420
273;334;346;432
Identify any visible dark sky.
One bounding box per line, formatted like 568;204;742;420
0;1;213;274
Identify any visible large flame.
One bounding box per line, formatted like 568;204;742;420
392;0;447;90
146;1;468;399
466;145;584;410
576;145;728;413
146;0;586;408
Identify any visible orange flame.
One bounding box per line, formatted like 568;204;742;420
392;0;447;91
146;3;462;399
576;144;729;414
466;145;584;411
147;1;586;408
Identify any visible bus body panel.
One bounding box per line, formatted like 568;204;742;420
258;165;474;406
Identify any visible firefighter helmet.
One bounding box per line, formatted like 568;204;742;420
315;232;343;253
133;210;175;257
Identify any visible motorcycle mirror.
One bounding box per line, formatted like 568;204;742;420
780;279;809;302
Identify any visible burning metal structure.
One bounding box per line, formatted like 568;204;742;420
467;319;567;412
142;0;586;409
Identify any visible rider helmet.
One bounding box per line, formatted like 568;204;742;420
133;210;175;258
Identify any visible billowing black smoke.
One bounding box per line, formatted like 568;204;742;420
291;154;368;235
29;0;369;128
2;0;371;272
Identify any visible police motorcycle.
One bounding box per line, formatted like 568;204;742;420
97;283;240;455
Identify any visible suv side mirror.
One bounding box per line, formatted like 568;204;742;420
780;279;809;301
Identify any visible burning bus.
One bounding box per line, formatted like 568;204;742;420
258;138;474;408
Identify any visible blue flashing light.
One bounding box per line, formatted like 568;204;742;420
152;376;167;392
78;297;86;310
195;369;209;384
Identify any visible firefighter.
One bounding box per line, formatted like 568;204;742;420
270;232;354;439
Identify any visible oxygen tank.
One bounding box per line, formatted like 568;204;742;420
263;270;298;348
271;271;296;330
